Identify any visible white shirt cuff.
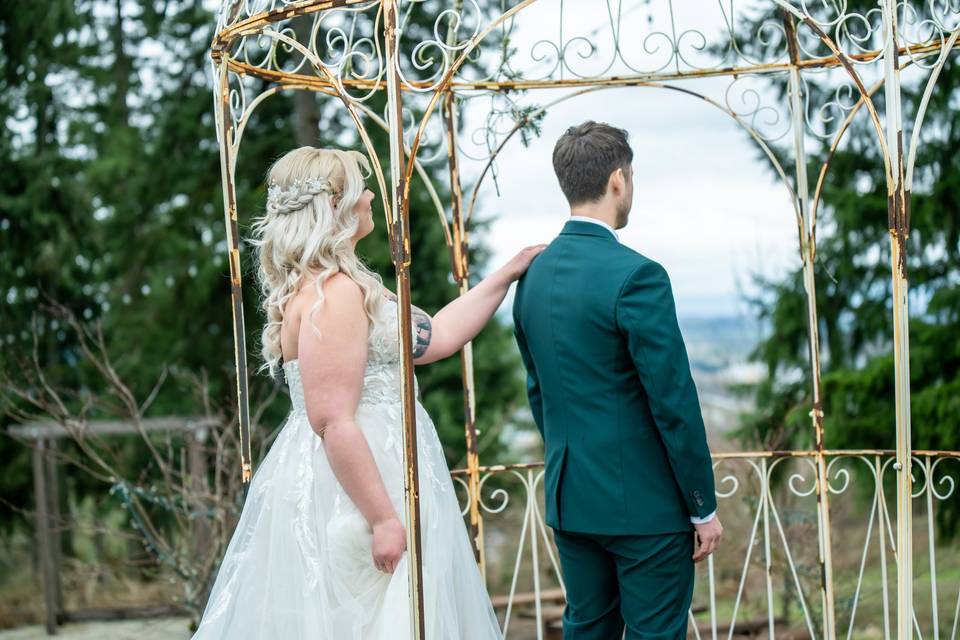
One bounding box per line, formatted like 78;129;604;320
690;510;716;525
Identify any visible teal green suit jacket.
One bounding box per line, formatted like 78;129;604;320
512;219;717;535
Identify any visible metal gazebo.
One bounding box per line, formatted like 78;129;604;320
210;1;960;638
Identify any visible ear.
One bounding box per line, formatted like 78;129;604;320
611;167;626;191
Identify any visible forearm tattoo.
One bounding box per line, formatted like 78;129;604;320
411;306;433;358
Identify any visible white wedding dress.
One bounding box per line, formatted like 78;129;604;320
193;297;503;639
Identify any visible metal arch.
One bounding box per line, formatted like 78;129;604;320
212;59;253;484
768;0;895;190
251;27;395;226
211;2;955;93
211;0;367;55
905;29;960;194
774;9;956;634
352;102;454;250
399;0;542;191
767;10;959;635
440;91;487;576
210;27;394;485
453;79;818;596
781;12;837;634
207;3;960;639
458;82;802;240
808;36;959;256
382;2;427;635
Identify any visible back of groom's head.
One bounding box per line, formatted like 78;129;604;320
552;121;633;206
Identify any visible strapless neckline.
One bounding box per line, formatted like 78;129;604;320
280;296;397;371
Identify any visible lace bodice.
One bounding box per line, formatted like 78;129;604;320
283;296;419;411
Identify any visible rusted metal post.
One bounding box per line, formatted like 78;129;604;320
880;2;913;637
441;0;486;574
783;12;836;639
442;91;487;575
383;2;426;637
213;59;253;485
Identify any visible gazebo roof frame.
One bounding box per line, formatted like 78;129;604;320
209;2;960;637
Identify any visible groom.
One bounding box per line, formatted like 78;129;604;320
512;121;722;638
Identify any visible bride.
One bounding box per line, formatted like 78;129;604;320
192;146;544;639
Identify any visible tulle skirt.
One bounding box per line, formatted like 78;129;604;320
192;399;503;639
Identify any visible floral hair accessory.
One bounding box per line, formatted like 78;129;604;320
266;177;338;215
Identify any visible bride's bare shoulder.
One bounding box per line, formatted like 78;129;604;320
293;273;365;313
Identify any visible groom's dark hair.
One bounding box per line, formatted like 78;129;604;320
552;121;633;206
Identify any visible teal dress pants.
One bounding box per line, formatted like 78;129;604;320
552;529;695;640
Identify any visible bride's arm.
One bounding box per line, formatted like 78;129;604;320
298;273;405;573
410;245;546;365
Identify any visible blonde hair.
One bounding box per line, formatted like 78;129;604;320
249;146;384;378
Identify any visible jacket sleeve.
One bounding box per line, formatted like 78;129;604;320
615;260;717;519
513;281;544;438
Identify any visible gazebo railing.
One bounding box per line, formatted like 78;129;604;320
452;450;960;640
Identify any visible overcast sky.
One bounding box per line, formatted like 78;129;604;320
453;0;803;318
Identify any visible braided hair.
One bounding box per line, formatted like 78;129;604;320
249;146;384;379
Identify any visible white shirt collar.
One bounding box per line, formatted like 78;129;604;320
568;216;619;241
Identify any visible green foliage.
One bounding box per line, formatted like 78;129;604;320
0;1;524;542
729;5;960;532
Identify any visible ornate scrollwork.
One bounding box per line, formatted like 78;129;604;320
910;454;960;500
712;459;743;499
898;0;960;69
823;455;877;495
725;74;794;142
928;456;958;500
452;475;472;516
396;0;486;92
796;70;871;140
781;457;820;498
476;471;515;515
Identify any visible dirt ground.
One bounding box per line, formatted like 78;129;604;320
0;618;192;640
0;616;546;639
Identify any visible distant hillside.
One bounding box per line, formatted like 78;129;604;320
678;314;765;373
678;315;768;442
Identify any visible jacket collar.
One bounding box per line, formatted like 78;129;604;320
560;218;619;240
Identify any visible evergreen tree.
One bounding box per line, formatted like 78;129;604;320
727;6;959;533
0;0;525;572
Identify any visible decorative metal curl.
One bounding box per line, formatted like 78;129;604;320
474;470;517;516
928;456;959;501
724;74;793;142
394;0;485;92
782;457;820;498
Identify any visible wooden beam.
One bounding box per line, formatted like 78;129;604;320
32;439;58;635
45;439;64;620
9;417;218;441
186;430;210;559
